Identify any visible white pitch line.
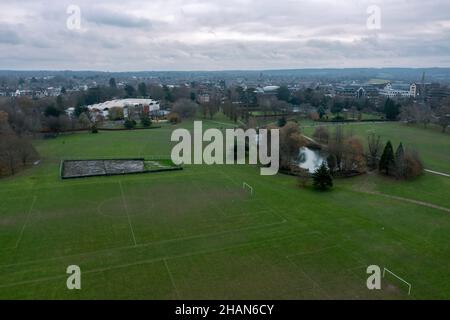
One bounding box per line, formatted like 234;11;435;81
15;196;37;249
425;169;450;178
285;255;331;299
119;181;137;247
286;245;340;259
164;258;181;299
0;218;288;270
0;232;312;289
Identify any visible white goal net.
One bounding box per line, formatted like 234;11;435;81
383;268;412;295
242;182;254;196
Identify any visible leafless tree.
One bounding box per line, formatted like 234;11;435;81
279;122;306;170
367;133;382;170
172;99;199;119
435;100;450;133
313;126;329;144
328;125;345;171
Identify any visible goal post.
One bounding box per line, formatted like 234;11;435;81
383;268;412;295
242;182;254;196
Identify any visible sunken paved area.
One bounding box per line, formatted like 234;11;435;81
62;160;145;178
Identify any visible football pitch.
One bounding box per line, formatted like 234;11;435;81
0;121;449;299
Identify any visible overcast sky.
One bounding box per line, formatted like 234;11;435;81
0;0;449;71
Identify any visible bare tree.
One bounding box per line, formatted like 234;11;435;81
436;100;450;133
279;122;306;170
172;99;199;119
367;133;382;170
0;111;39;176
342;137;366;173
313;126;329;144
328;125;345;171
16;137;39;166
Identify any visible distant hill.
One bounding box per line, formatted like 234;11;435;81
1;68;450;82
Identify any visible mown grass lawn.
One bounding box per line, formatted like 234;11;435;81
302;122;450;174
0;120;449;299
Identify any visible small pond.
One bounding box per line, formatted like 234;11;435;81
298;147;327;173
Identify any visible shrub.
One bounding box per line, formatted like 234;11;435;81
296;168;311;188
91;124;98;134
168;112;181;124
312;162;333;191
309;111;320;121
277;117;287;128
124;119;136;130
141;116;152;128
404;150;424;179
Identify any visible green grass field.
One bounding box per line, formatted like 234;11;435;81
302;122;450;174
0;121;449;299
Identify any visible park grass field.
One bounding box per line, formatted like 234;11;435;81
302;122;450;174
0;120;449;299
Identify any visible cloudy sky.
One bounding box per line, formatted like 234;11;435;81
0;0;449;71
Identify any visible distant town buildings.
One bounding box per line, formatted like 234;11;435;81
68;98;160;120
379;82;417;98
197;93;211;104
254;86;280;95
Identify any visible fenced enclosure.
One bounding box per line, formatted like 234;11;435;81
61;158;181;179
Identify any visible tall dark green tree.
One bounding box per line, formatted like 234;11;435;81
379;141;395;175
383;98;400;120
138;82;147;97
85;87;103;105
44;105;61;118
330;99;344;117
163;85;175;102
312;162;333;191
395;143;406;179
109;78;117;89
140;115;151;128
124;84;136;98
277;117;287;127
317;106;326;119
277;86;291;102
124;119;136;130
56;95;64;110
74;106;88;118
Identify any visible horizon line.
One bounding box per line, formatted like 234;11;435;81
1;66;450;74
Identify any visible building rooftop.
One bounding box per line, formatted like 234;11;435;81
87;98;159;111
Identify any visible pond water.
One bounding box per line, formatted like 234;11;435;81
298;147;327;173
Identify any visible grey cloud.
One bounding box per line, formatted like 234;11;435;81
0;0;450;70
85;10;153;28
0;29;21;45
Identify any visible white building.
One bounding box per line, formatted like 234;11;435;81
86;98;160;119
254;86;280;95
379;83;417;98
198;93;211;104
